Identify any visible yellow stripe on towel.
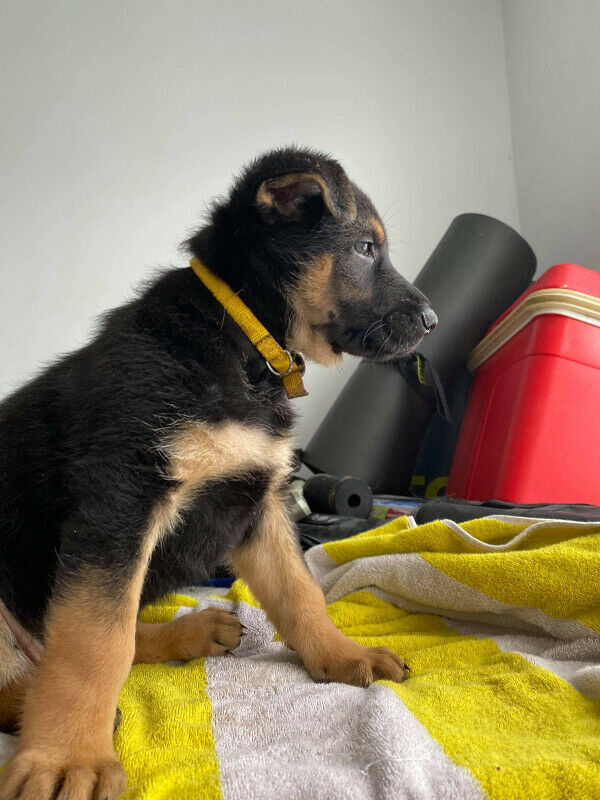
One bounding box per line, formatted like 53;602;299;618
115;594;223;800
326;589;600;800
420;524;600;632
322;518;600;632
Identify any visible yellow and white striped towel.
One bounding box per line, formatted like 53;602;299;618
4;515;600;798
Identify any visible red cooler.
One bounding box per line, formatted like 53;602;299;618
447;263;600;504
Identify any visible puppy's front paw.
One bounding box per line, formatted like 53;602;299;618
305;642;407;687
0;748;126;800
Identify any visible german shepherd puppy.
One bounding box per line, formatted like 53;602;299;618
0;147;436;799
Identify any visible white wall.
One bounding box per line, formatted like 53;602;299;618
502;0;600;275
0;0;519;445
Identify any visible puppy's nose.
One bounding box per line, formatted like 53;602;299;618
420;306;438;333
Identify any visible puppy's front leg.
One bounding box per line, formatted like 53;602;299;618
231;486;406;687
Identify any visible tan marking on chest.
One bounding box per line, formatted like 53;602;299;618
125;422;294;646
163;421;293;488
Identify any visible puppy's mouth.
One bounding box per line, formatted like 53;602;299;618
320;315;432;363
329;335;425;363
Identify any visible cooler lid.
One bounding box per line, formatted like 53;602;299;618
468;264;600;372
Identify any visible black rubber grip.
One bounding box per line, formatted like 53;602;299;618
302;474;373;519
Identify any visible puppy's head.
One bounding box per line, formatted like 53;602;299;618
212;148;437;366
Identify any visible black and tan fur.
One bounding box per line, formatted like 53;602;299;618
0;147;436;799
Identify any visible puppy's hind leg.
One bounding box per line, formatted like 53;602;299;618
0;612;36;732
0;574;136;800
0;494;174;800
0;671;31;735
134;607;243;663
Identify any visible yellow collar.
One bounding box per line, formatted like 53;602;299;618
190;257;308;399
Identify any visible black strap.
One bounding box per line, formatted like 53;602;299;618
395;353;453;423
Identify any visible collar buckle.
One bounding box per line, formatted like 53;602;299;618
293;351;306;376
190;257;308;398
265;350;306;378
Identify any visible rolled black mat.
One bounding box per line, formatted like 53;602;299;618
302;474;373;519
303;214;536;493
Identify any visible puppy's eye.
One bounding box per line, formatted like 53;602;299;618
354;241;374;258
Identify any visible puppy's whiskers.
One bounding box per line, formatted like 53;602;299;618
361;318;385;357
375;326;394;361
361;318;384;348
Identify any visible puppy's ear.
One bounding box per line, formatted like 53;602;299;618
256;172;356;223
